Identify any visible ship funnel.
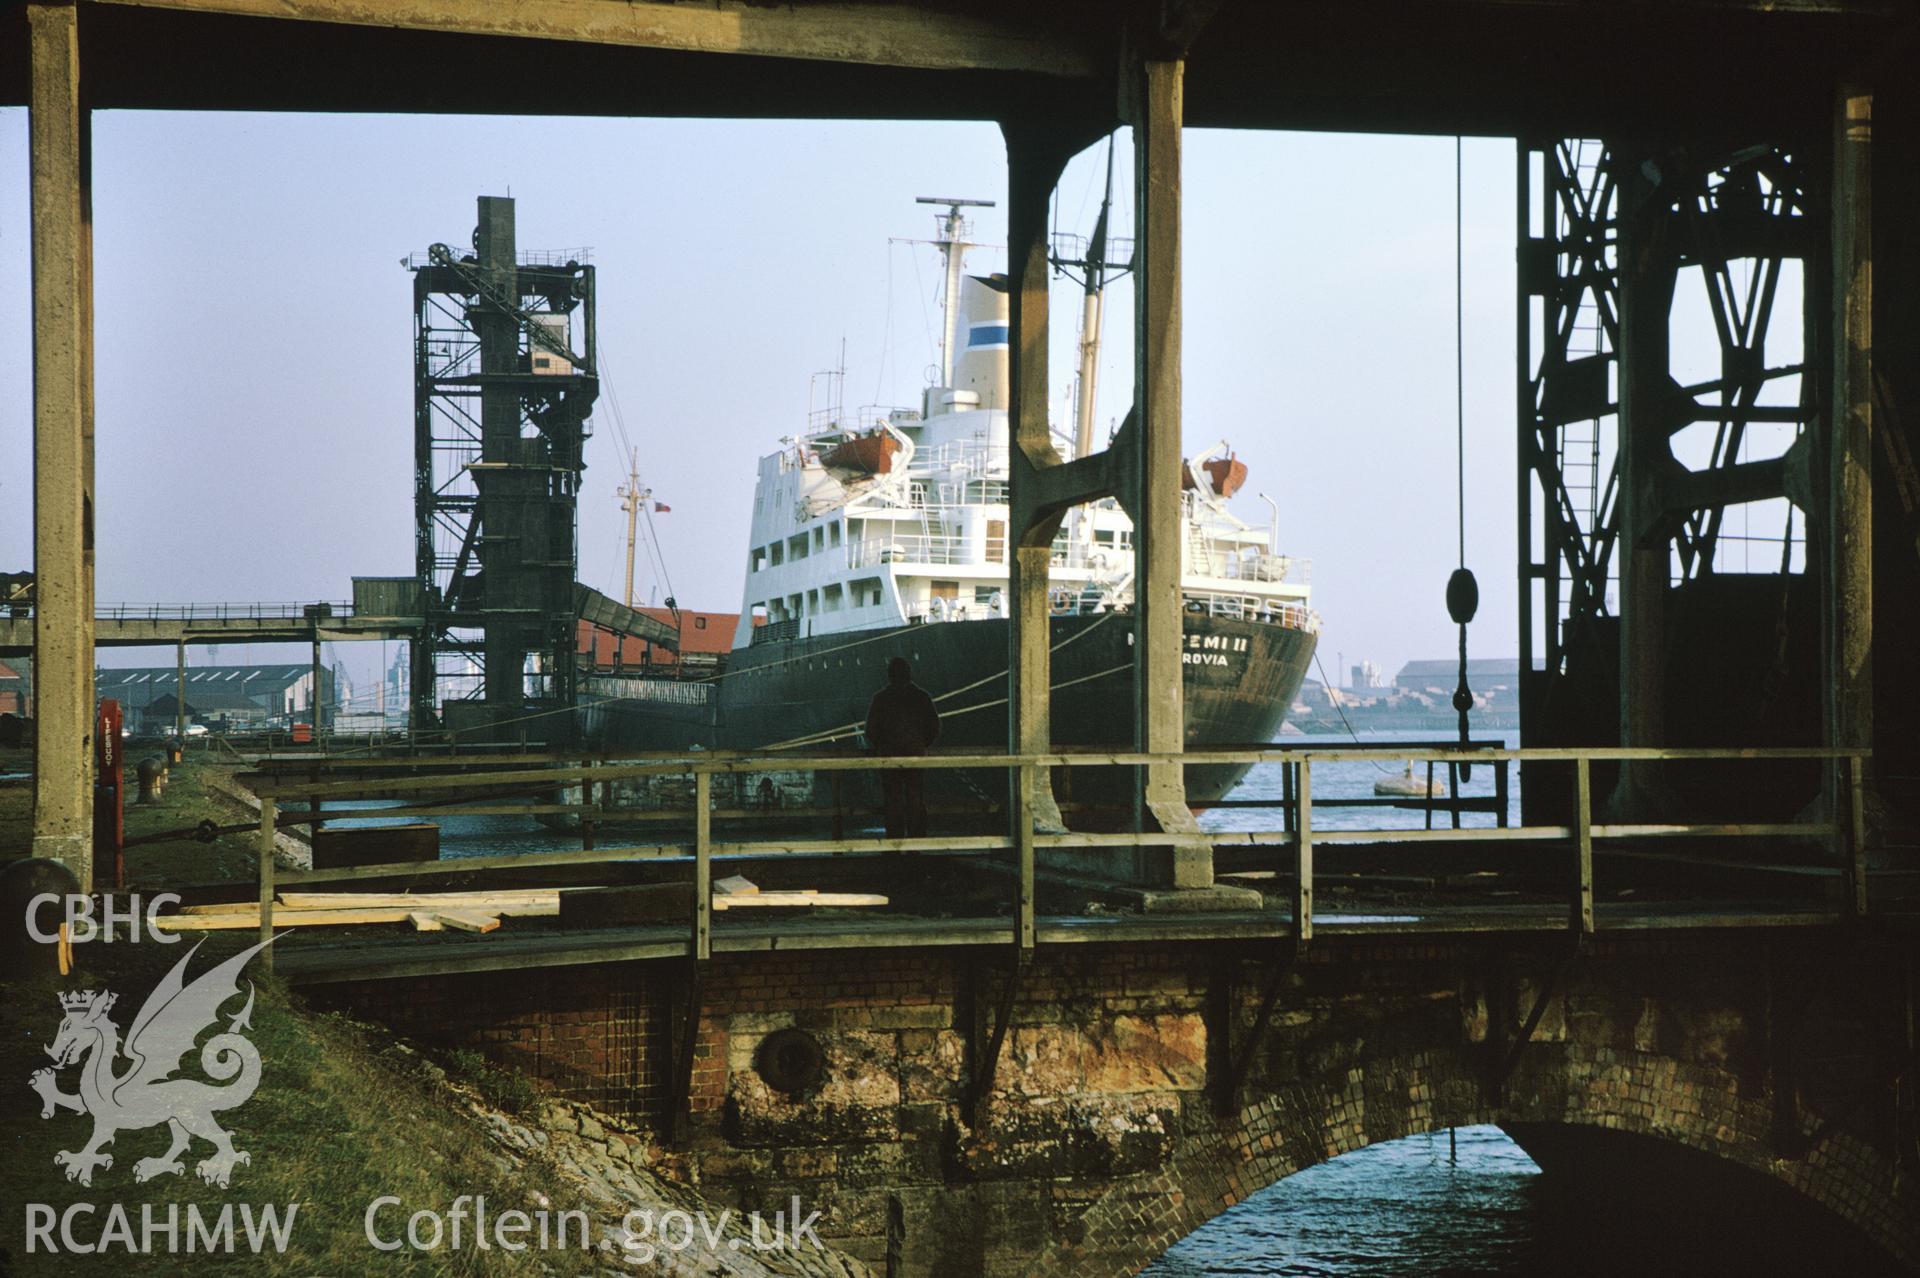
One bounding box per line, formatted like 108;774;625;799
949;274;1009;413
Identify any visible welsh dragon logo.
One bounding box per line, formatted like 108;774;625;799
29;936;274;1188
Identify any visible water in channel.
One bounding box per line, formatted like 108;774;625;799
1141;1124;1901;1276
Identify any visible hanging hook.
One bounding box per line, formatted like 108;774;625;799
1450;137;1477;776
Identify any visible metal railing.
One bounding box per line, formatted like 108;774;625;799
245;744;1871;974
847;533;976;569
1183;549;1310;585
403;248;591;270
845;531;1128;574
36;601;360;622
1183;595;1319;629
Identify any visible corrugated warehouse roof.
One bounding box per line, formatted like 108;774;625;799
145;687;273;714
100;664;312;709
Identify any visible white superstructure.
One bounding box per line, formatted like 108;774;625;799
733;202;1315;649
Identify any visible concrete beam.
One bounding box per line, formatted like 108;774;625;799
88;0;1099;78
1014;421;1134;527
1127;53;1208;889
1826;86;1872;788
29;2;96;886
1003;122;1073;837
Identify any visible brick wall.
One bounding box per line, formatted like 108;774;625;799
310;932;1920;1276
320;964;673;1124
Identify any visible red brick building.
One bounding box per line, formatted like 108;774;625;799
0;659;28;717
577;608;741;677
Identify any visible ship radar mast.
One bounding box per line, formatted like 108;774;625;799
1048;136;1134;460
916;196;995;392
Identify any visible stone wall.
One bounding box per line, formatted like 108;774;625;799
309;931;1920;1275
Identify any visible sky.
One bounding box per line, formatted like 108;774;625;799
0;111;1520;695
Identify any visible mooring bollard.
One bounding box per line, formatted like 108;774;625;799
136;756;166;805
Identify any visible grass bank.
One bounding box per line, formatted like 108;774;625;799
3;757;590;1274
0;933;596;1277
0;747;274;886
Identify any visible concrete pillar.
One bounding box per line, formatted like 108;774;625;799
1003;124;1072;834
28;2;96;886
1827;88;1873;769
1128;56;1207;887
175;639;186;740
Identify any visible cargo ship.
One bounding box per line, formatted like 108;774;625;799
582;195;1317;811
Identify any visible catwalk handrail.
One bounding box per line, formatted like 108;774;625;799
246;744;1871;972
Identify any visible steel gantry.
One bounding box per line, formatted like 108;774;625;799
408;196;599;738
1518;137;1840;816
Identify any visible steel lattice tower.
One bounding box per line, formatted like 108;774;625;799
1518;139;1821;817
407;196;597;739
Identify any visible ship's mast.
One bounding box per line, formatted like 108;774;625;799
616;449;645;609
1046;138;1135;559
917;196;994;392
1073;139;1119;460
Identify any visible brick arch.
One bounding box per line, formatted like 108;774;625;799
1028;1045;1920;1277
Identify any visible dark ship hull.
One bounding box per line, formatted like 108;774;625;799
583;611;1316;810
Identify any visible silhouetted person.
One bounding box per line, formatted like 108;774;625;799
866;657;940;838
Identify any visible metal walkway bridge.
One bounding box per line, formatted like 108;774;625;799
0;582;674;655
0;601;417;655
194;742;1894;986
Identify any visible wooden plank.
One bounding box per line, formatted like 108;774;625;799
329;804;593;818
258;797;276;969
432;910;501;934
720;835;1008;855
278;842;691;886
408;911;444;932
184;890;561;913
1573;757;1594;936
1031;832;1188;848
714;874;759;896
1308;825;1574;844
587;803;990;824
282;890;557;910
712;892;888;909
163;901;557;929
1293;761;1313;951
1016;762;1035;951
1589;822;1834;839
159;907;422;931
694;771;711;961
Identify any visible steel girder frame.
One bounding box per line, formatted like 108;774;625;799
1517;138;1819;812
407;203;597;738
